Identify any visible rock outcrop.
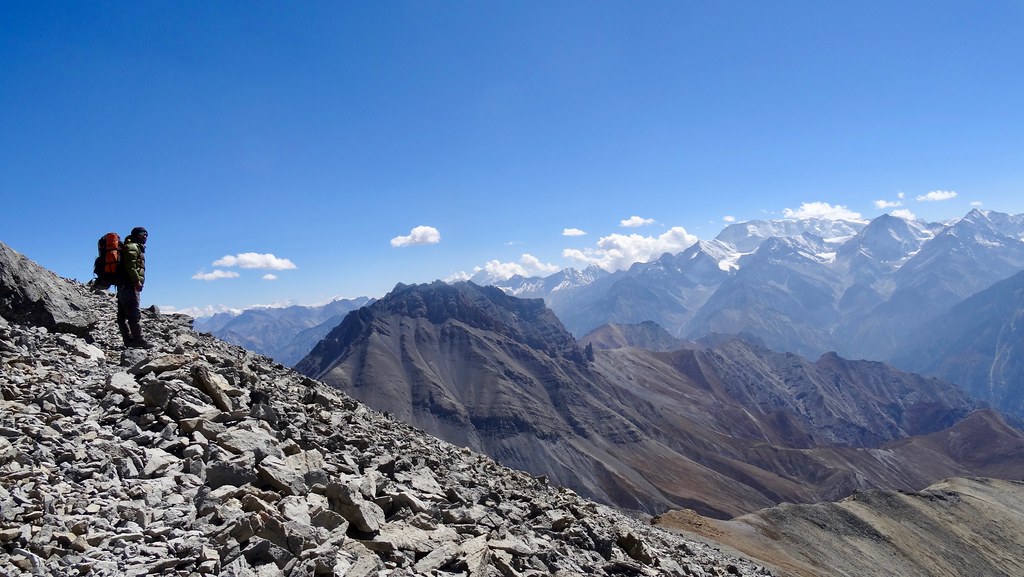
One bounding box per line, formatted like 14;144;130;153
0;248;769;575
0;241;97;336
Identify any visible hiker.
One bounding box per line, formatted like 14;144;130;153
116;227;153;349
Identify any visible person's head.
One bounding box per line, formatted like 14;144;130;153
130;227;148;245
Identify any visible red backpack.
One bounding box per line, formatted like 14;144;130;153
92;232;124;289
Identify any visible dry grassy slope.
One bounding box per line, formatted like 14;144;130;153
655;477;1024;577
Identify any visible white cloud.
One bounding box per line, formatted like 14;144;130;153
898;192;906;199
723;216;736;223
391;225;441;247
782;202;865;222
890;209;917;220
262;274;278;281
620;216;656;228
916;190;958;202
562;226;698;271
970;201;983;207
481;253;560;281
445;270;473;282
214;253;297;270
520;254;560;274
161;303;243;318
562;228;587;236
874;199;903;209
192;270;240;281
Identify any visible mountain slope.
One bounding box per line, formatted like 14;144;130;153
890;268;1024;418
682;235;843;358
0;240;768;576
838;209;1024;359
297;281;1023;518
580;321;690;352
657;475;1024;577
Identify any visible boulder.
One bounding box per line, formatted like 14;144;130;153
0;241;97;336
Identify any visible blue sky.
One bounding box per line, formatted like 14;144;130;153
3;1;1023;316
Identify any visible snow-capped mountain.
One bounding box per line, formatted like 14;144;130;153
484;209;1024;373
482;265;610;299
715;217;866;252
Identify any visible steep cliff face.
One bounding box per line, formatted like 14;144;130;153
297;281;1024;518
298;282;654;511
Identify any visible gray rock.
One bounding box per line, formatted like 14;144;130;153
206;447;260;488
191;363;235;413
106;372;140;396
217;420;284;461
0;241;97;336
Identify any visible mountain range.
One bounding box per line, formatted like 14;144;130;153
891;267;1024;419
477;209;1024;417
294;280;1024;518
199;209;1024;419
192;297;373;367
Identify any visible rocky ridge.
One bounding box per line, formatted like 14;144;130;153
0;243;768;576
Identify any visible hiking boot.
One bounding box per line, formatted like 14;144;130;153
127;320;155;349
127;337;155;349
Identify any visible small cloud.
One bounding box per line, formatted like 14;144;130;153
898;192;906;199
890;209;917;220
520;254;560;275
480;253;560;281
620;216;656;228
916;190;957;202
192;270;240;281
722;216;736;223
562;228;587;237
970;201;983;207
782;202;865;222
214;253;297;270
563;226;698;271
161;303;243;318
262;274;278;281
445;270;473;282
391;225;441;247
874;199;903;209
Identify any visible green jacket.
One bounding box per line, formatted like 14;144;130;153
121;238;146;287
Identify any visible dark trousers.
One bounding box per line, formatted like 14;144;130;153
116;286;142;340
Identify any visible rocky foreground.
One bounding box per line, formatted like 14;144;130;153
0;254;770;575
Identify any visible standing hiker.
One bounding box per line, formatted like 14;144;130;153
117;226;153;348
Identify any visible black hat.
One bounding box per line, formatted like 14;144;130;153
131;227;148;237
